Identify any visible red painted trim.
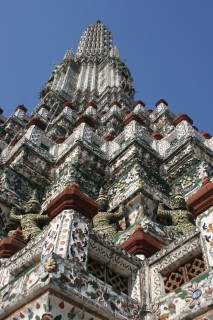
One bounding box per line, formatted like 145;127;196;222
121;225;163;257
173;113;193;126
187;177;213;217
123;113;143;126
75;115;95;128
15;105;28;113
133;100;145;108
45;183;98;220
155;99;168;107
152;131;163;140
26;117;47;131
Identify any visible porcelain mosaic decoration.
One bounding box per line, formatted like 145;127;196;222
0;21;213;319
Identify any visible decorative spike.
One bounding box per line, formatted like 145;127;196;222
63;48;74;61
96;188;108;203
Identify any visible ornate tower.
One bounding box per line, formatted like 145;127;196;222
38;21;134;140
0;21;213;320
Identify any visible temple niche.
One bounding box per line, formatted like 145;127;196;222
0;21;213;320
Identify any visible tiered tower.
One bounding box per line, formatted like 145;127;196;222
0;21;213;320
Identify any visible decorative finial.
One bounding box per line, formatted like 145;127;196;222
63;48;74;61
110;46;119;58
97;187;108;203
171;191;186;209
27;190;40;206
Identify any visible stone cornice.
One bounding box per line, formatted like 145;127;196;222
15;105;28;113
45;182;98;220
26;117;47;131
75;115;96;128
187;177;213;217
0;229;26;259
155;99;168;107
173;112;193;126
123;113;144;126
121;225;163;257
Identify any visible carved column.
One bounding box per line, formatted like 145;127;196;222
44;182;98;268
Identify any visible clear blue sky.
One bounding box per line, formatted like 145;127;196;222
0;0;212;134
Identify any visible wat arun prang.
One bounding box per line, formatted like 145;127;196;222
0;21;213;320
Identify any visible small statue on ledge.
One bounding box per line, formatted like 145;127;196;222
10;192;49;242
93;189;126;240
157;193;195;234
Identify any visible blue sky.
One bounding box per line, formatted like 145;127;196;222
0;0;212;134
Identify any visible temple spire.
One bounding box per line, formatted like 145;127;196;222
76;21;113;62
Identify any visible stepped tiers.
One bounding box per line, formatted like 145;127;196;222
0;21;213;320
